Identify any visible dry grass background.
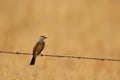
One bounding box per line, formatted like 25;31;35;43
0;0;120;80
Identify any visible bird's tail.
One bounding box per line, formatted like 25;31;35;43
30;56;36;65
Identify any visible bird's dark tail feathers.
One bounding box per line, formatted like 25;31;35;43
30;56;36;65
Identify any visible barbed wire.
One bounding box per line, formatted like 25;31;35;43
0;50;120;62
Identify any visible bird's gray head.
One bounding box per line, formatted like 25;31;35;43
40;36;47;40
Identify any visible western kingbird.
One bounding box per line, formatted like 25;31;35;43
30;36;47;65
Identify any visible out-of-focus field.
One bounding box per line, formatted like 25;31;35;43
0;0;120;80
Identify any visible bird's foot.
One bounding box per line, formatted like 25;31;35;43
40;54;43;57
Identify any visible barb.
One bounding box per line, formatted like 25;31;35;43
0;50;120;62
0;51;31;55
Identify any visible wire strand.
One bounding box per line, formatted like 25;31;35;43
0;50;120;62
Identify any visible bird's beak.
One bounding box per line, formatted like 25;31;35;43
44;37;47;39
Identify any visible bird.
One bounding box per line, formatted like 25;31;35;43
30;36;47;65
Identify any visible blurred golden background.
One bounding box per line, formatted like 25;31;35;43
0;0;120;80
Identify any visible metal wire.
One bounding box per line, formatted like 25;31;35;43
0;50;120;62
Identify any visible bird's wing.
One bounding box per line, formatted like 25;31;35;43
33;42;39;55
33;41;45;55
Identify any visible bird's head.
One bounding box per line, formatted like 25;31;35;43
40;36;47;40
